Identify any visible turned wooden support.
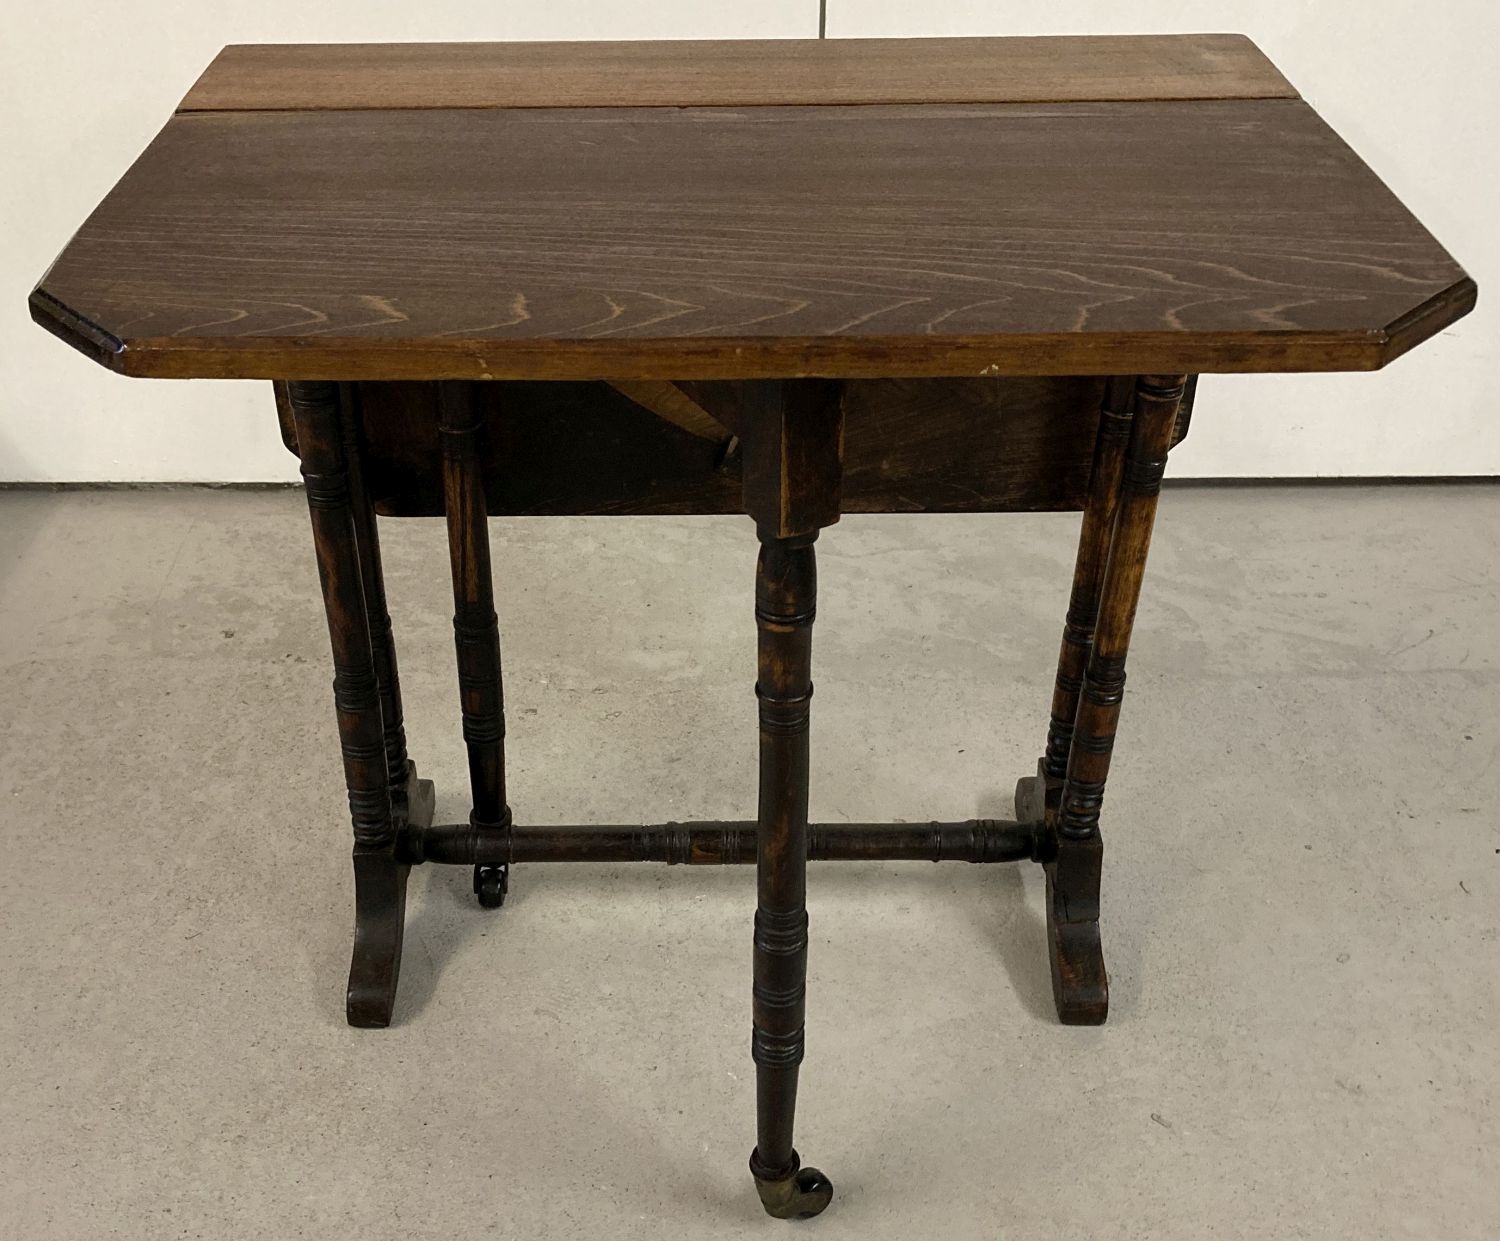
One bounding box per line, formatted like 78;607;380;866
290;381;395;851
751;534;816;1160
1046;373;1188;1025
338;383;414;817
1043;375;1136;801
288;380;408;1028
741;379;841;1220
409;818;1042;866
1058;376;1184;847
439;383;512;837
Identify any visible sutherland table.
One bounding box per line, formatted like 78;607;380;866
31;35;1475;1220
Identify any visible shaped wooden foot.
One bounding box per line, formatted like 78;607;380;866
347;844;410;1028
1045;865;1109;1026
1017;760;1107;1023
347;763;434;1028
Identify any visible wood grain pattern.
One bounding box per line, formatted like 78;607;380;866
839;378;1103;512
179;36;1297;113
31;100;1471;380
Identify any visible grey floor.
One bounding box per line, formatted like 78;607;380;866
1;485;1496;1240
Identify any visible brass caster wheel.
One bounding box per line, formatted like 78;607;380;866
751;1150;833;1220
473;864;508;908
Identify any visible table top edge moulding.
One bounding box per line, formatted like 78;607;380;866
29;35;1475;382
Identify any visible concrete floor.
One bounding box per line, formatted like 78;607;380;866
0;485;1496;1239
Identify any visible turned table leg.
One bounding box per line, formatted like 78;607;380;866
1042;374;1188;1024
288;380;410;1029
741;380;842;1220
749;532;834;1219
340;383;434;831
438;381;513;908
1040;375;1137;805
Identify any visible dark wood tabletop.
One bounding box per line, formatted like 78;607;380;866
31;36;1474;381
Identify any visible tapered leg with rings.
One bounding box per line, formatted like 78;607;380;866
739;379;844;1220
438;382;513;908
1040;375;1138;807
340;383;434;831
748;532;832;1219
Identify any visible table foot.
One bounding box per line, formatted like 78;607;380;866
347;844;410;1028
346;763;431;1028
1016;766;1108;1024
1046;868;1109;1025
751;1150;833;1221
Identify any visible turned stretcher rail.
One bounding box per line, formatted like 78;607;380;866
405;819;1043;866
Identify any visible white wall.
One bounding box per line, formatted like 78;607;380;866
2;3;1489;482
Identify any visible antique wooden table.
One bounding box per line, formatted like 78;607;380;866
31;35;1473;1220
